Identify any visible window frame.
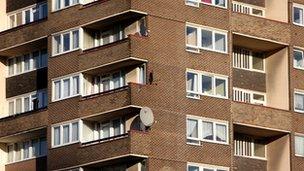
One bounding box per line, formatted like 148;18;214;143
294;48;304;70
52;28;82;56
51;120;81;148
52;0;80;12
52;73;82;102
233;87;266;106
234;136;267;160
293;3;304;27
187;162;229;171
295;133;304;157
185;0;227;8
294;90;304;113
186;69;229;100
186;24;228;54
186;115;229;146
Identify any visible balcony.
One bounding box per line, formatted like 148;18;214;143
232;34;289;111
0;128;47;171
233;124;290;171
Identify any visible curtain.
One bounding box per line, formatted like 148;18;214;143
216;124;227;142
187;119;198;138
63;79;70;97
187;72;198;92
202;121;213;140
187;26;197;46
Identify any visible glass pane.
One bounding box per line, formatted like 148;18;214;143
54;81;61;100
16;12;22;26
253;94;265;101
203;169;213;171
63;33;70;52
202;0;212;4
24;54;30;71
64;0;70;7
216;124;227;142
113;72;121;89
33;7;39;21
113;119;121;136
9;101;14;115
72;76;79;95
295;136;304;156
16;98;22;114
72;122;79;141
16;56;22;74
294;7;303;24
215;0;225;7
15;143;21;161
102;79;110;92
9;15;15;28
202;121;213;140
294;50;304;68
101;30;111;45
102;123;110;138
54;36;61;54
54;127;61;146
40;49;48;67
32;51;39;69
40;4;48;19
63;125;70;144
215;33;226;52
25;10;31;24
23;141;30;159
252;53;264;71
254;141;266;158
187;119;198;138
39;137;47;156
202;30;213;49
31;139;39;157
295;93;304;111
72;30;79;49
202;75;213;95
252;9;263;16
63;79;70;98
187;72;198;92
188;166;199;171
8;145;14;163
8;58;14;75
215;78;226;97
186;26;197;46
55;0;61;10
24;97;30;112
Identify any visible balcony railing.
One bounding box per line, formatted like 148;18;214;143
232;1;265;17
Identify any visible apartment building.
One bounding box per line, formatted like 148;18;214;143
0;0;304;170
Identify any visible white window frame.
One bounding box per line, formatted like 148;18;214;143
6;89;48;116
234;136;267;160
293;3;304;27
52;28;82;56
6;137;47;164
7;49;48;77
186;115;229;146
52;0;80;12
187;162;229;171
295;133;304;157
185;0;200;7
52;73;82;102
51;120;81;148
186;69;229;100
294;48;304;70
294;90;304;113
186;0;227;9
186;23;228;54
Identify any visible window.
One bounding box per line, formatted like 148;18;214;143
295;91;304;113
186;25;227;53
294;4;304;26
234;134;266;159
52;121;80;147
94;26;123;47
7;137;47;164
53;0;79;11
186;69;228;99
294;49;304;69
232;1;265;17
52;29;80;56
52;74;81;101
7;90;47;115
7;49;48;77
7;2;48;29
295;135;304;156
185;0;199;7
186;116;228;145
91;118;125;142
186;0;227;8
233;47;265;72
233;88;266;106
187;163;228;171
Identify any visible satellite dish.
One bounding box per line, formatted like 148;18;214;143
140;107;154;127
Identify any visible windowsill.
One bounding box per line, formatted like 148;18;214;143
234;155;267;161
81;133;129;147
51;141;79;149
51;48;80;58
293;22;304;27
0;107;47;121
186;142;201;146
0;18;47;35
202;139;229;145
294;66;304;71
186;46;228;55
294;109;304;114
6;155;46;165
51;3;80;13
295;154;304;158
6;66;47;78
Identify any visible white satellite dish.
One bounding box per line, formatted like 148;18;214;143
140;107;154;127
